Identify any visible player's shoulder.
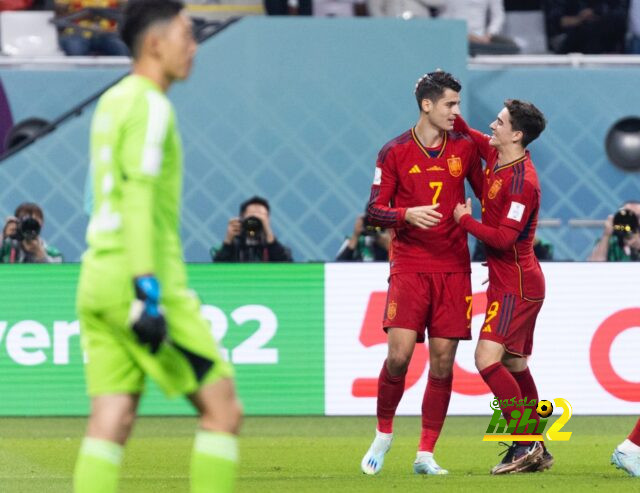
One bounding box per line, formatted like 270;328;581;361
377;129;413;163
509;158;540;195
100;75;171;114
447;130;475;145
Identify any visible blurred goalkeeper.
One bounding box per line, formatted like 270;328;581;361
74;2;241;492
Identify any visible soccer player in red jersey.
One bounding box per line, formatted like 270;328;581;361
612;418;640;476
452;99;549;474
360;71;483;475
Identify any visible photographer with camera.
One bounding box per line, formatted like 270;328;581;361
336;212;390;262
211;196;292;262
0;202;62;263
588;201;640;261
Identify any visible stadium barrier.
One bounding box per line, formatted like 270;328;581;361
0;263;638;416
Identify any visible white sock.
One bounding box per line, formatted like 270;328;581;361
375;429;393;440
416;451;434;460
618;439;640;454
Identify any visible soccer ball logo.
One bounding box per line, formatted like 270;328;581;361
537;400;553;418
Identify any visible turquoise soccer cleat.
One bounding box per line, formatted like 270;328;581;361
611;447;640;477
361;432;392;475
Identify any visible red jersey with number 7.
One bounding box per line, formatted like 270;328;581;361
367;128;483;274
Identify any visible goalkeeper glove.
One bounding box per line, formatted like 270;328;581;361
129;275;167;354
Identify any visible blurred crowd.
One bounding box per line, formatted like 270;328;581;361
1;0;640;56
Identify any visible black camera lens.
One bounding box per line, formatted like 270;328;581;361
241;216;263;238
19;215;41;241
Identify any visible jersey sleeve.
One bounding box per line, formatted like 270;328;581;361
366;145;407;228
119;91;172;277
499;177;538;233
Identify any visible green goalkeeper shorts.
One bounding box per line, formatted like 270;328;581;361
78;291;234;397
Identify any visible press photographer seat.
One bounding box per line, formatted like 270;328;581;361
0;11;64;57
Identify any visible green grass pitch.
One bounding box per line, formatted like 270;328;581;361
1;415;639;492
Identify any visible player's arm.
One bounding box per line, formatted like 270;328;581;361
455;180;537;251
119;93;170;352
467;147;484;200
366;147;441;230
454;115;494;162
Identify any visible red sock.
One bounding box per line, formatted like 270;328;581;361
628;418;640;446
377;359;405;433
419;372;453;452
480;362;529;446
511;367;541;435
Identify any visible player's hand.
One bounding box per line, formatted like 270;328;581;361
129;276;167;354
453;198;472;223
404;204;442;229
224;217;242;244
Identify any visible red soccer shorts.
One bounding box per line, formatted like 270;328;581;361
478;289;544;356
382;272;472;342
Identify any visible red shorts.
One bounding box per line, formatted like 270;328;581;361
382;272;472;342
479;289;544;356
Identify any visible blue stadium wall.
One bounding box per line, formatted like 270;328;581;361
0;17;638;262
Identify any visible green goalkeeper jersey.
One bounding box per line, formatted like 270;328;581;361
78;74;187;309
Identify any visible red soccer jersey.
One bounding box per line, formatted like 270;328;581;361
460;129;545;301
367;128;483;274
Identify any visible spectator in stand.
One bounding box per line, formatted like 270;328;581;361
211;196;293;262
54;0;129;56
628;0;640;53
335;213;390;262
314;0;368;16
0;0;34;10
263;0;311;15
439;0;520;55
367;0;442;18
0;202;62;263
588;201;640;262
543;0;628;54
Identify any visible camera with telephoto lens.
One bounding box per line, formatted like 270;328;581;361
241;216;263;240
11;215;41;241
612;208;639;248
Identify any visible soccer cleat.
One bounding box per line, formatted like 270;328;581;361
611;447;640;477
491;441;543;475
525;446;554;472
413;454;449;475
361;432;392;475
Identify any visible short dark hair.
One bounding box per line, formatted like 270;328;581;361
240;196;270;216
120;0;185;58
14;202;43;221
504;99;546;148
414;71;461;110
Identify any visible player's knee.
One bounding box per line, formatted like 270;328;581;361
386;352;411;375
474;349;498;372
428;353;455;378
200;397;243;435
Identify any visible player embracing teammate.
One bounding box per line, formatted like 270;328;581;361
453;100;552;474
360;71;483;475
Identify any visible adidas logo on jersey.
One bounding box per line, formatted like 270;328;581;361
426;165;445;171
409;165;421;174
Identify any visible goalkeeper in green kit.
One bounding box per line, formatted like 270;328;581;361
73;1;242;492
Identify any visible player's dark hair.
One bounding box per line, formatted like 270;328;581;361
504;99;546;148
414;71;461;110
120;0;185;58
14;202;44;221
240;196;270;216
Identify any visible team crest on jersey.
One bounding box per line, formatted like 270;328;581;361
387;301;397;320
488;179;503;199
447;156;462;177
